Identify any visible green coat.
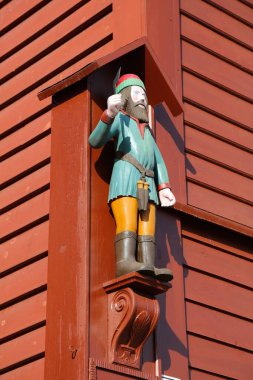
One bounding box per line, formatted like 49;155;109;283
89;112;170;205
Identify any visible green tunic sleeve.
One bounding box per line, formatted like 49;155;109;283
88;113;119;148
153;139;170;187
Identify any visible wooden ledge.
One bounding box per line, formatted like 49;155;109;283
103;272;171;296
38;37;183;116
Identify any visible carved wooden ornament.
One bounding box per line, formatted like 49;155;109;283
104;273;171;370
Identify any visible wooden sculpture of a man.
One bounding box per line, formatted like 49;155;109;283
89;74;176;282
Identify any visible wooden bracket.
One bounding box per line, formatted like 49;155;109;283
103;273;171;369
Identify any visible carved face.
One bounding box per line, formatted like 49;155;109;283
121;85;149;123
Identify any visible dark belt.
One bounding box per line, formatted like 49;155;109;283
115;151;154;180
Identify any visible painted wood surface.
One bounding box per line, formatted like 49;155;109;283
0;0;147;377
181;0;253;228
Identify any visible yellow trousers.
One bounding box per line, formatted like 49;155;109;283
111;197;156;236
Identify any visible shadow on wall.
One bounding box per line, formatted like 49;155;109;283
155;210;189;372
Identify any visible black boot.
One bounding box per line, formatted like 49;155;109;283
137;235;173;282
114;231;154;277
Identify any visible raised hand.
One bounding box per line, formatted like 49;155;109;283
159;188;176;207
106;94;123;118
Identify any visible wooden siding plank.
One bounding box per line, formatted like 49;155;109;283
1;258;47;305
181;15;253;72
1;190;50;239
182;40;253;100
185;126;253;175
184;102;253;150
1;292;47;339
1;136;50;186
1;0;112;79
0;327;45;371
1;113;51;157
1;222;49;273
1;359;45;380
1;165;50;210
183;237;253;288
188;335;253;379
187;182;253;228
1;0;82;58
190;369;227;380
1;40;113;134
181;226;253;261
206;0;253;25
184;269;253;319
181;0;253;48
0;0;48;32
0;93;51;135
186;154;253;203
1;13;113;105
183;72;253;128
186;301;253;352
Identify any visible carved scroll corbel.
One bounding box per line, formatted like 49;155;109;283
104;273;171;370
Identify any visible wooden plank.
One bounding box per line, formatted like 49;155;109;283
184;102;253;150
187;182;253;228
45;88;90;379
1;165;50;210
1;136;50;186
1;258;47;305
186;301;253;352
181;225;253;261
0;92;51;135
183;72;253;128
0;0;48;32
1;358;45;380
1;292;47;339
1;40;113;134
1;221;49;273
1;13;113;105
1;327;45;370
185;126;253;175
206;0;253;25
188;335;253;379
190;369;227;380
1;113;50;157
183;237;253;288
1;190;50;239
186;153;253;203
182;40;253;100
181;15;253;72
181;0;253;47
2;0;112;79
1;0;82;58
184;269;253;319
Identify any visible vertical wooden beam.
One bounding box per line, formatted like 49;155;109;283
44;83;90;380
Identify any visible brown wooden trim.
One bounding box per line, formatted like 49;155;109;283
38;37;184;116
44;85;90;379
182;66;253;104
180;9;253;51
172;202;253;237
181;35;253;76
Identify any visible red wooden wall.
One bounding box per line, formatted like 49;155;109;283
1;1;252;379
180;0;253;378
1;1;146;378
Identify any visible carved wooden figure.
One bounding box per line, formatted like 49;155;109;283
89;73;176;282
